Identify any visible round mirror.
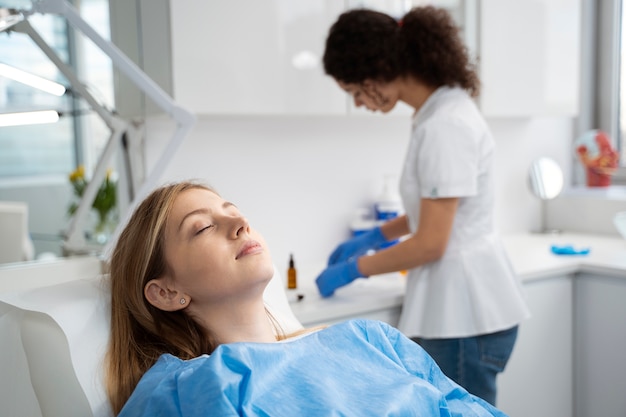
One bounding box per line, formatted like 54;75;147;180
528;157;564;200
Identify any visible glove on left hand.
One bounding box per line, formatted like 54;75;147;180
315;258;364;298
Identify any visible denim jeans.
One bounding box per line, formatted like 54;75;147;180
412;326;518;406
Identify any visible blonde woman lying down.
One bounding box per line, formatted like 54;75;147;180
105;180;508;417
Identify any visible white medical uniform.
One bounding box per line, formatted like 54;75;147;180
398;86;530;339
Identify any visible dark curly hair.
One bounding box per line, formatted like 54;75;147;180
323;6;480;97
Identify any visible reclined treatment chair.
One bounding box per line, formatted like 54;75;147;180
0;256;303;417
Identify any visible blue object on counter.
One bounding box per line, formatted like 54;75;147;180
551;244;591;256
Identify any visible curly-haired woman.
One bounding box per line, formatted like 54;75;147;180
316;7;530;405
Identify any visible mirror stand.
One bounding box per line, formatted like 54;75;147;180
528;157;564;234
536;199;561;235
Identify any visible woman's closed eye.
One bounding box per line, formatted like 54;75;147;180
195;224;214;235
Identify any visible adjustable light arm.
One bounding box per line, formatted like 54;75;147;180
26;0;189;121
14;0;195;254
15;20;121;132
13;19;132;252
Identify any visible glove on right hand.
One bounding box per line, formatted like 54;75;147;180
328;226;387;266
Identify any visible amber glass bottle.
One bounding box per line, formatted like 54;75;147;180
287;253;297;289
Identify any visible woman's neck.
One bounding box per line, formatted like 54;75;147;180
398;76;437;112
194;299;277;345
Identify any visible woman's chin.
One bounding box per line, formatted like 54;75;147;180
253;257;275;282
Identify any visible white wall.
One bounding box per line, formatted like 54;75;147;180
144;113;576;281
3;111;615;277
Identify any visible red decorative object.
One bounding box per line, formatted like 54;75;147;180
576;130;619;187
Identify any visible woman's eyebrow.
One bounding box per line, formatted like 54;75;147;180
177;202;237;231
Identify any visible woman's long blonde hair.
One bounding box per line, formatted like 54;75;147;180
104;181;221;415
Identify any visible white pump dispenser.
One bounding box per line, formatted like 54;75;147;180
350;207;377;237
374;175;403;221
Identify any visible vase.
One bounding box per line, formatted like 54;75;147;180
93;211;117;245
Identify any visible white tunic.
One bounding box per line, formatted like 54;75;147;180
397;86;530;338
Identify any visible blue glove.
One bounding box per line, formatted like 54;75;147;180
328;226;387;266
315;258;364;298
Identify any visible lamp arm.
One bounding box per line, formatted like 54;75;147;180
21;0;196;255
29;0;194;125
63;118;129;253
13;18;130;253
14;20;119;130
101;120;195;257
33;0;197;199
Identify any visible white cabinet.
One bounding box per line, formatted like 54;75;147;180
169;0;477;116
169;0;347;115
478;0;581;117
497;271;626;417
344;0;477;117
497;275;574;417
300;304;402;328
169;0;580;117
574;273;626;417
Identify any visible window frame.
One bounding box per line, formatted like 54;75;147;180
593;0;626;184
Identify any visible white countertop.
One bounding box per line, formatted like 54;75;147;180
289;233;626;325
288;271;407;325
504;232;626;280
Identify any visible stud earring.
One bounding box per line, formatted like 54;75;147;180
180;298;186;305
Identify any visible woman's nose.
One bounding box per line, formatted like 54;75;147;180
231;215;250;238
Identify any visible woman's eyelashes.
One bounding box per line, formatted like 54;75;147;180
195;224;214;236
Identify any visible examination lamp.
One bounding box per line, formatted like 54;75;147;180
0;1;195;255
0;62;67;96
0;63;67;127
0;109;59;126
0;109;103;127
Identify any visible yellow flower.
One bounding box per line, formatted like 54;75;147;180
67;165;117;230
69;165;85;182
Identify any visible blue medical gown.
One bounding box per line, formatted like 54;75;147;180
119;319;507;417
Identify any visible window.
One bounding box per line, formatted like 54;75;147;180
589;0;626;184
0;0;114;180
0;13;75;177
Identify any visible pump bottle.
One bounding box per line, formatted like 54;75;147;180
375;174;403;221
350;207;377;238
374;175;403;249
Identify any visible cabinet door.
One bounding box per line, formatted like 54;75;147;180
497;276;573;417
574;273;626;417
169;0;482;116
479;0;581;117
170;0;347;114
300;306;401;328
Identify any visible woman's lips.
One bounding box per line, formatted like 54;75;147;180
236;240;263;259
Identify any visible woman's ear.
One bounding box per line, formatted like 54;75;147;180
144;278;189;311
